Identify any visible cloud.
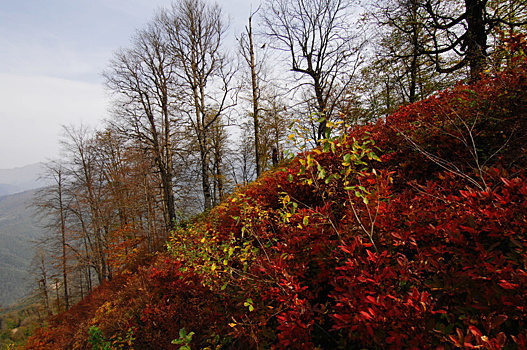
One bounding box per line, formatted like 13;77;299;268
0;74;107;168
0;0;254;169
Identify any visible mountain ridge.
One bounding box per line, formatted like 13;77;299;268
0;163;49;196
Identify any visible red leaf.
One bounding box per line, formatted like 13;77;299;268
365;295;377;305
499;280;519;290
468;325;482;338
449;335;462;347
386;335;397;344
360;310;374;321
496;332;507;346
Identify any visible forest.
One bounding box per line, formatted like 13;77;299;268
5;0;527;348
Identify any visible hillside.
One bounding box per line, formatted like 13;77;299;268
0;164;48;196
24;57;527;348
0;189;48;306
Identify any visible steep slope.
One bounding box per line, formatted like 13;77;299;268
0;189;48;306
25;55;527;349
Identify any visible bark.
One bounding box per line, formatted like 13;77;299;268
465;0;488;82
247;15;262;177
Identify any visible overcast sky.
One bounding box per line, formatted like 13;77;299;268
0;0;254;169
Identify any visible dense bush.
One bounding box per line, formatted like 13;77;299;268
24;40;527;349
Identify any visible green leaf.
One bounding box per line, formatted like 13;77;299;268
228;246;235;256
244;298;255;312
367;151;380;161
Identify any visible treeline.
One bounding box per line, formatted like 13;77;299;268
31;0;526;315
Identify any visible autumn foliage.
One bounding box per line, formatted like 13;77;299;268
25;38;527;349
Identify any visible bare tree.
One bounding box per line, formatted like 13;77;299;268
30;247;53;315
238;9;290;178
34;161;74;310
261;0;363;141
208;113;232;204
91;129;167;255
60;125;111;284
372;0;442;103
160;0;235;210
239;10;265;177
104;20;180;229
355;0;458;119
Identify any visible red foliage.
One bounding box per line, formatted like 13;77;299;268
25;255;234;350
225;60;527;348
25;44;527;350
129;257;233;349
24;276;128;349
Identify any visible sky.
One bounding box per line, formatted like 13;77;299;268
0;0;253;169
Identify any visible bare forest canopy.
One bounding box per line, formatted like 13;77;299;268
19;0;527;349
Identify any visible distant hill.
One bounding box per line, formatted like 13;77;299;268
0;189;48;306
0;163;48;196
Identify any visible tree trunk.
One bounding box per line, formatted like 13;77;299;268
200;140;213;210
465;0;488;82
57;171;70;310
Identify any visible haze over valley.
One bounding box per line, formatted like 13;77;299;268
0;164;49;306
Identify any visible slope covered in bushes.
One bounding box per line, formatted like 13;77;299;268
24;45;527;349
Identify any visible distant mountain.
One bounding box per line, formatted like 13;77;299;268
0;189;48;306
0;184;18;196
0;163;49;196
